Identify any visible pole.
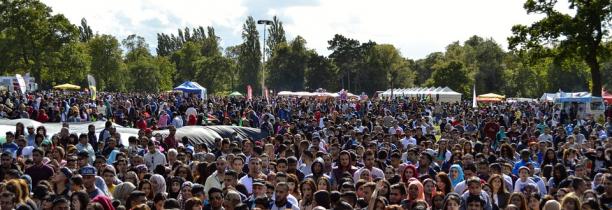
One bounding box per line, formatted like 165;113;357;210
262;24;266;97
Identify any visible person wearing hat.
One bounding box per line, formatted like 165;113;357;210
512;149;538;175
25;126;36;147
513;166;536;193
80;165;104;199
52;167;73;198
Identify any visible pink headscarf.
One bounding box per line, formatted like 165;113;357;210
91;195;115;210
407;180;425;200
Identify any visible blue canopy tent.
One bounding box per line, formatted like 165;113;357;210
174;81;207;99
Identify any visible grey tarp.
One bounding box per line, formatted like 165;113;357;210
0;119;266;148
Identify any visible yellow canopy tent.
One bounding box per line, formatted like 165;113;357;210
53;84;81;90
477;93;505;102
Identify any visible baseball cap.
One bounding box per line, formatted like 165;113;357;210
79;166;96;176
60;167;73;179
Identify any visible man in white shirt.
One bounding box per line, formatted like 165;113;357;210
269;182;299;210
399;130;417;150
514;166;536;193
204;157;226;197
239;157;266;195
353;150;384;182
143;141;166;172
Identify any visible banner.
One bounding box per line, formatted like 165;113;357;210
15;74;26;95
247;85;252;100
87;74;97;100
472;84;477;108
264;87;269;103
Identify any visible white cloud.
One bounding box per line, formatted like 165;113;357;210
42;0;571;59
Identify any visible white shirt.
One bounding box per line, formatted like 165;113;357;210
400;137;417;149
514;178;537;192
143;151;166;172
239;175;254;195
204;171;224;197
353;166;384;182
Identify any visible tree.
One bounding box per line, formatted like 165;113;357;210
237;16;262;94
122;34;150;62
508;0;611;96
360;44;414;95
267;16;287;56
328;34;365;91
195;55;232;93
469;38;506;94
43;42;91;87
414;52;444;85
201;26;221;57
79;18;93;42
0;0;79;85
267;36;310;91
306;55;338;91
88;35;126;91
426;60;471;95
173;41;202;82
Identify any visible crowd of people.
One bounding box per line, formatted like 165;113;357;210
0;90;612;210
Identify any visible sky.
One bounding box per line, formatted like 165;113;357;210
42;0;571;59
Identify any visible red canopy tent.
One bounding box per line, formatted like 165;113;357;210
603;89;612;104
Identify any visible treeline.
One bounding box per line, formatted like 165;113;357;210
0;0;610;97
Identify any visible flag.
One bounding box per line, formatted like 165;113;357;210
247;85;252;100
472;84;477;108
15;74;26;95
264;87;269;103
87;74;97;100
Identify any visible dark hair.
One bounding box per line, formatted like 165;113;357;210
466;195;484;206
125;191;146;210
314;190;331;208
70;191;89;210
207;187;222;197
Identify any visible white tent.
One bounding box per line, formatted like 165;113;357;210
379;86;462;103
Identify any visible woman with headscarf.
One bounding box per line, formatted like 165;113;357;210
112;182;136;206
448;164;464;189
91;195;115;210
404;180;425;209
150;174;167;196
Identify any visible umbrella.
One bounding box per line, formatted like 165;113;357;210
53;84;81;90
228;91;243;97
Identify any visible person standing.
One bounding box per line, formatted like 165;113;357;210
25;148;54;186
143;141;166;172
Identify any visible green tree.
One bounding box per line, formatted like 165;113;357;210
328;34;372;92
267;16;287;55
88;34;126;91
238;16;262;94
173;41;202;82
267;36;310;91
0;0;79;85
413;52;444;85
361;44;414;95
306;55;338;91
195;55;232;93
426;60;471;95
79;18;93;42
508;0;611;96
468;37;506;94
43;42;91;86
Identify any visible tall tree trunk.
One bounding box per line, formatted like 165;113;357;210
585;53;602;97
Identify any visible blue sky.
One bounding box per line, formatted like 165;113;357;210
42;0;570;59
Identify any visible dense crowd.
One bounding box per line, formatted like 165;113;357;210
0;90;612;210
